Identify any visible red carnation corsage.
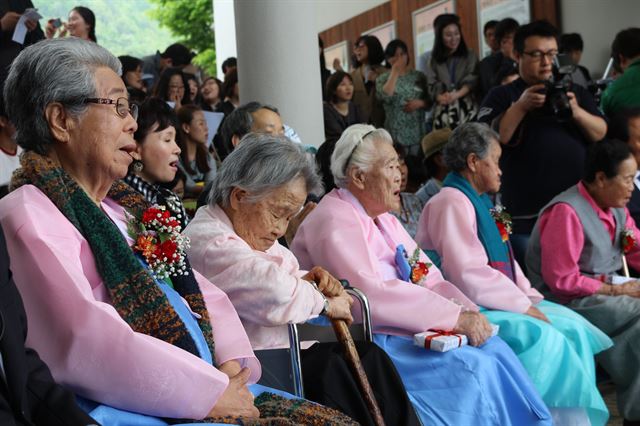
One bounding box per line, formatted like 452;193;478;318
490;205;512;243
406;247;432;285
127;205;190;280
622;228;637;254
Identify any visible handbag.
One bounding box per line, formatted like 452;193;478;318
433;94;477;130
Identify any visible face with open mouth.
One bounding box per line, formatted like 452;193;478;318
135;123;181;184
358;140;402;217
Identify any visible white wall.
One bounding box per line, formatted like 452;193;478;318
213;0;236;78
315;0;389;32
560;0;640;77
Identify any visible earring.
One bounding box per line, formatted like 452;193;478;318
133;160;144;173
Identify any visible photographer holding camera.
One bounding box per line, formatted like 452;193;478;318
477;20;606;260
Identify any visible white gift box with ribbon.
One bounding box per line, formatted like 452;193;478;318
414;324;500;352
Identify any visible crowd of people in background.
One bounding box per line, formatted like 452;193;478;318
1;1;640;425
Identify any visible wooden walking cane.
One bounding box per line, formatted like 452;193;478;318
331;318;386;426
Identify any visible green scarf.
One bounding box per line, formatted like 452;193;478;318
11;151;361;425
11;151;216;360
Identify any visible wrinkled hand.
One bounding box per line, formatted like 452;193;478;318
302;266;344;297
453;311;492;347
403;99;425;113
326;292;354;325
208;368;259;419
1;12;21;32
284;201;316;246
525;305;550;323
218;360;242;378
614;280;640;297
516;83;546;111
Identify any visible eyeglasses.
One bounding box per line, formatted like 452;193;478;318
84;97;138;120
522;50;558;62
344;130;374;173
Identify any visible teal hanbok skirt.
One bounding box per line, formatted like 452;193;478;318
482;300;613;426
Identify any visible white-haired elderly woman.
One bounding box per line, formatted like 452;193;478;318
184;133;420;426
0;37;357;426
291;123;552;426
416;122;613;426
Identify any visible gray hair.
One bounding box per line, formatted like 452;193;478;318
330;124;393;188
3;38;121;154
443;122;499;172
209;133;322;207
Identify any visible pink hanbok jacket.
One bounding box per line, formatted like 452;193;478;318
416;187;543;313
0;185;260;420
184;205;326;350
291;189;478;336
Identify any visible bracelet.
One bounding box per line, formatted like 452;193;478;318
307;280;329;315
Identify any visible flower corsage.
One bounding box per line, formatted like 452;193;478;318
622;228;637;254
490;204;512;242
127;205;190;280
395;244;432;285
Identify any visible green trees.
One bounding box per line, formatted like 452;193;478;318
35;0;216;75
148;0;216;76
35;0;178;59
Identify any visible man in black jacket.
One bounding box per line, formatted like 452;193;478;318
0;228;97;426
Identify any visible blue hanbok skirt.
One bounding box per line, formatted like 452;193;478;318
374;333;552;426
77;273;301;425
482;300;613;426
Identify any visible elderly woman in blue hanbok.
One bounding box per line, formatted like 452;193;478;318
417;122;613;426
291;123;552;426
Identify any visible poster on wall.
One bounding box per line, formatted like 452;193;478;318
478;0;530;57
412;0;455;62
324;40;350;72
362;20;396;51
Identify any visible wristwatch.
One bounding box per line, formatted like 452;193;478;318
320;294;330;316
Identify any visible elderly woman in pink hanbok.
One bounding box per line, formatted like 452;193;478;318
0;37;354;426
416;122;612;426
291;123;552;426
184;133;420;426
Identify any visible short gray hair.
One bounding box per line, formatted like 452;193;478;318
3;38;121;154
331;124;393;188
443;122;499;172
210;133;322;207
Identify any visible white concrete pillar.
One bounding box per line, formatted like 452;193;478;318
212;0;237;79
234;0;324;147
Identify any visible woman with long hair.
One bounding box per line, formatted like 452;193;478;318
323;71;365;139
427;14;479;129
351;35;387;126
217;67;239;116
376;39;428;171
176;104;216;199
153;67;190;110
45;6;97;43
200;76;223;111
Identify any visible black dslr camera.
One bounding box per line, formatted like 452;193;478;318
542;54;574;122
